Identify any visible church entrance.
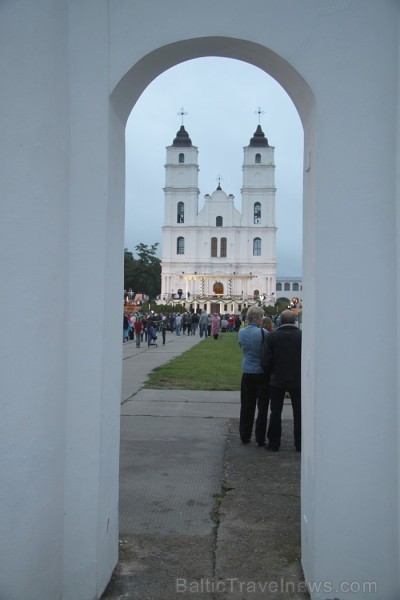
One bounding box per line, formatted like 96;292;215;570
210;303;220;314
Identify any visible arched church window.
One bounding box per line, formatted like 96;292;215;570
179;153;185;163
253;289;260;299
177;202;184;223
276;283;282;291
211;237;217;257
216;216;223;227
220;237;227;257
255;153;261;164
293;282;299;291
253;237;261;256
177;236;185;255
254;202;261;224
284;282;290;291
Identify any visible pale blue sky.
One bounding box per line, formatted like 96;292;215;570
125;57;303;276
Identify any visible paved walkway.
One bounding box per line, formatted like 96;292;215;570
102;331;307;599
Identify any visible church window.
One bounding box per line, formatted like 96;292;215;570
211;237;217;257
177;202;184;223
179;153;185;163
216;216;223;227
254;202;261;224
220;237;227;257
284;282;290;291
177;236;185;255
276;283;282;291
255;153;261;164
293;282;299;291
253;237;261;256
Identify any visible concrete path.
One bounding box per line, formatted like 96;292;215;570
102;331;307;599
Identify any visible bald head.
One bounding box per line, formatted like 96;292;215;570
280;310;296;325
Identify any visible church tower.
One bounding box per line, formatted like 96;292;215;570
240;124;277;299
161;124;200;297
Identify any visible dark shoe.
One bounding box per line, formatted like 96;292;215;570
241;438;251;444
257;442;266;447
267;445;279;452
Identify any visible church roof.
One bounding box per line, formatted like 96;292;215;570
172;125;192;147
249;124;269;147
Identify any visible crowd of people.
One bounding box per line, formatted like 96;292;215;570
123;306;302;452
123;310;245;346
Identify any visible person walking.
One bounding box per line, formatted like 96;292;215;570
186;312;192;336
199;310;208;338
207;313;212;337
191;312;199;336
147;321;158;347
134;316;143;348
211;313;221;340
123;313;130;342
262;309;302;452
238;305;270;446
161;315;168;345
175;313;182;336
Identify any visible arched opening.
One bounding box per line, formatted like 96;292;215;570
123;55;305;279
110;35;315;594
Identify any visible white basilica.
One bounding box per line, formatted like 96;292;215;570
160;122;277;313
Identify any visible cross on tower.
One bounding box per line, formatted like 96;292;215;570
216;174;223;189
254;106;265;124
177;107;188;125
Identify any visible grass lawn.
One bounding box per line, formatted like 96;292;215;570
144;332;243;391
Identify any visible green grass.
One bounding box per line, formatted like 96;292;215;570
143;332;242;391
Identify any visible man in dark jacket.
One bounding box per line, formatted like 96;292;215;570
263;309;302;452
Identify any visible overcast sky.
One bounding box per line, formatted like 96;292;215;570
125;57;303;277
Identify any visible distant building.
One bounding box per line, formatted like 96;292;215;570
276;276;303;301
160;122;277;313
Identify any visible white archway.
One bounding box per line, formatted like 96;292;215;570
2;3;398;599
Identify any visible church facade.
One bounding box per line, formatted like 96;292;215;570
161;122;277;313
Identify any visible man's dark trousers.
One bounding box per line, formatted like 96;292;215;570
268;386;301;450
239;374;269;445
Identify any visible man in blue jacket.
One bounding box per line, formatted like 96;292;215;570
263;309;302;452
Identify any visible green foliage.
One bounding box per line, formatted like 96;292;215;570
144;332;243;391
154;302;187;315
276;297;290;313
124;243;161;299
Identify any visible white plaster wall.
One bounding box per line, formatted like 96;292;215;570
1;1;399;599
0;2;69;598
63;2;122;598
96;0;400;595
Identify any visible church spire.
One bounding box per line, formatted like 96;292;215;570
172;125;192;147
250;106;269;146
173;107;192;146
249;124;269;147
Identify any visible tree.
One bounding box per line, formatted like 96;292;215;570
124;244;161;299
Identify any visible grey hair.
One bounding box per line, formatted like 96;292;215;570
246;305;264;323
280;310;296;325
